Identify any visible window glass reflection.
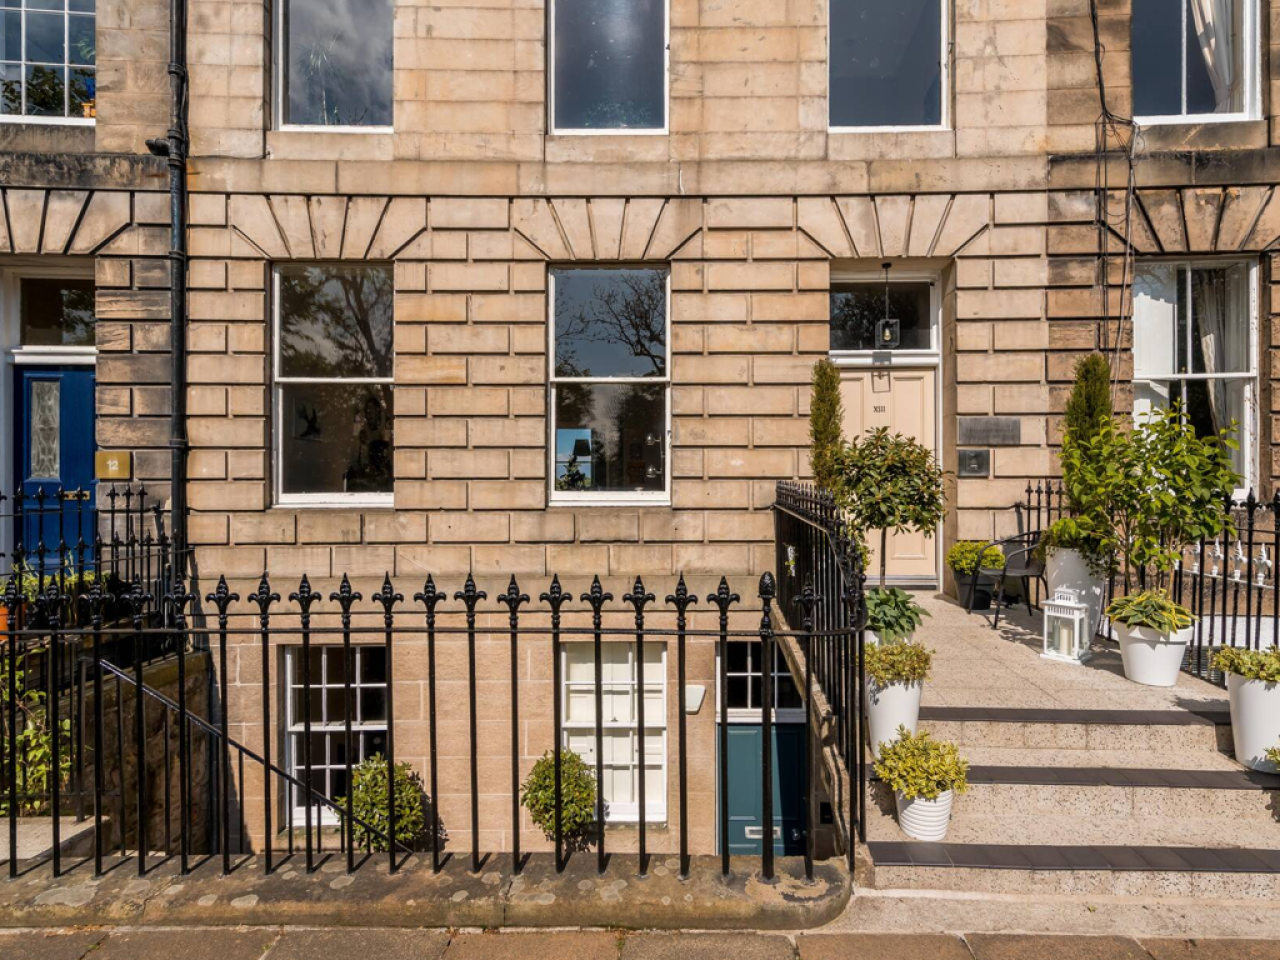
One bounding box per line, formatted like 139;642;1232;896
830;282;931;352
553;268;666;378
553;0;665;130
554;384;665;494
20;278;95;347
278;263;394;379
830;0;942;128
285;0;393;126
280;383;393;496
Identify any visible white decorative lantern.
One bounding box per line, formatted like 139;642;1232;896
1042;588;1091;664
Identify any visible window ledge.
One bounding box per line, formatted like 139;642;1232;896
0;116;94;127
548;498;672;509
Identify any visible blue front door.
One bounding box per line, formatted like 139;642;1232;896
721;723;807;857
14;367;97;567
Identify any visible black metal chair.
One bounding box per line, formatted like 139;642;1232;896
965;530;1047;629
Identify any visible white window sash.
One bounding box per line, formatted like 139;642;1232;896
547;0;671;136
547;268;672;506
827;0;951;133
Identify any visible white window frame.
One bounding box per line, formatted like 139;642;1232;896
272;0;394;134
282;645;389;825
716;641;805;726
560;641;668;824
827;269;942;369
1131;257;1259;498
547;266;672;507
0;2;96;126
547;0;670;136
827;0;951;134
1133;0;1260;126
271;264;395;508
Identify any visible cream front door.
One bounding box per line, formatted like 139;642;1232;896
838;368;938;585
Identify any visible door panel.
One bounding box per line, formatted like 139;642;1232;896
720;723;806;857
839;368;937;582
15;367;97;565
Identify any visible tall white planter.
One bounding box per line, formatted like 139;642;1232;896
1046;548;1104;639
866;679;923;757
1227;673;1280;772
1116;623;1191;687
895;790;954;842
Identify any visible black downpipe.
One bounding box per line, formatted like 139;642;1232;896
147;0;188;581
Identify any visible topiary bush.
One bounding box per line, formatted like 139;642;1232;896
1063;353;1113;449
338;754;430;853
809;359;845;493
873;726;968;801
521;748;597;847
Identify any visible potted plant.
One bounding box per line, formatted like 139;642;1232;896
1037;517;1107;638
865;586;928;645
874;726;968;842
1211;647;1280;773
945;541;1004;611
521;748;597;850
864;638;932;757
1105;591;1193;687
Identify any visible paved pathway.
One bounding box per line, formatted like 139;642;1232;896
4;928;1280;960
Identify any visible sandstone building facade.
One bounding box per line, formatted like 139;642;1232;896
4;0;1280;857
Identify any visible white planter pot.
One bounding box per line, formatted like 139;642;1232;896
1046;548;1105;639
866;678;923;757
895;790;954;842
1227;673;1280;773
1115;623;1191;687
865;629;914;648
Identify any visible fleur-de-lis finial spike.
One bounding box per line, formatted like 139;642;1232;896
373;573;403;619
246;575;278;615
540;573;572;615
290;574;322;615
580;574;613;612
207;574;241;616
454;573;487;610
666;573;698;614
414;574;446;614
330;573;363;615
623;575;656;617
707;575;741;612
498;575;530;616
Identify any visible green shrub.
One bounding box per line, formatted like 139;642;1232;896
865;587;929;642
831;427;947;589
1211;647;1280;683
1105;591;1193;634
521;748;597;843
809;359;845;493
945;541;1004;576
873;726;968;801
338;754;429;853
0;653;72;817
1266;743;1280;767
866;640;933;686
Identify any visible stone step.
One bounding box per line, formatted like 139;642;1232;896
864;841;1280;899
917;706;1230;754
955;746;1242;770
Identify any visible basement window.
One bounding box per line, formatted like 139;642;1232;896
549;267;670;505
1132;259;1257;493
277;0;393;130
550;0;668;134
562;642;667;823
829;0;947;131
273;263;394;506
1132;0;1259;123
0;0;96;123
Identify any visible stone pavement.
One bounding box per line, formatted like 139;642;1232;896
4;929;1280;960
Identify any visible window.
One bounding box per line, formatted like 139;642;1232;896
274;263;394;504
1132;260;1256;489
550;0;667;133
0;0;95;121
549;267;669;504
284;646;388;819
1132;0;1257;122
829;0;946;130
562;642;666;823
278;0;393;128
723;642;802;722
830;280;935;353
20;277;93;347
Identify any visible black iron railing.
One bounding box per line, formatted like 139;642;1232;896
772;481;867;866
5;568;857;885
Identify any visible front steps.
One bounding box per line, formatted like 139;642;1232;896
860;705;1280;899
